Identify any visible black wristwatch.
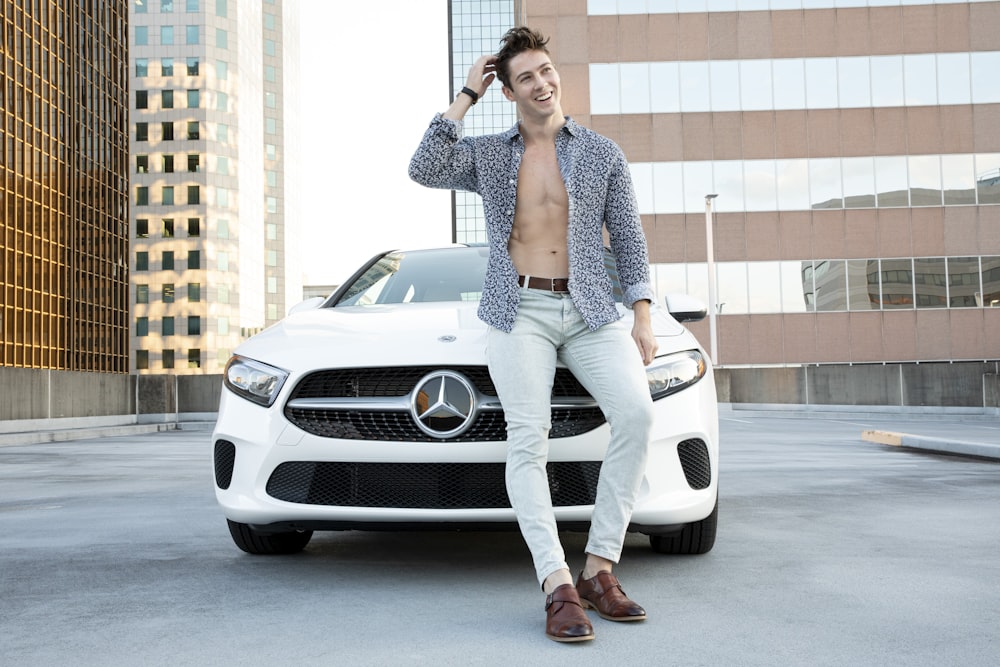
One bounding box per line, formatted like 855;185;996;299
459;86;479;105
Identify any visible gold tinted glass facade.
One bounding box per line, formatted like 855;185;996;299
1;0;130;372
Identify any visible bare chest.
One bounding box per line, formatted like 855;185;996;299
516;145;568;209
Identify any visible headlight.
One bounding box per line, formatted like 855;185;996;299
646;350;707;401
223;355;289;407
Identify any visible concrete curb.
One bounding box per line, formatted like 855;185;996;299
0;421;215;447
862;429;1000;461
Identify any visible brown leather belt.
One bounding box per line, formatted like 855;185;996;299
518;275;569;292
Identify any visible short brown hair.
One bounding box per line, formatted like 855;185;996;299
495;26;550;89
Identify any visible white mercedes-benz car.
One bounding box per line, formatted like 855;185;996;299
212;245;719;555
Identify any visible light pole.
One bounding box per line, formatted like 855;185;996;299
705;194;719;365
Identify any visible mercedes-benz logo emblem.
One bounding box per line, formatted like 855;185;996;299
410;370;477;438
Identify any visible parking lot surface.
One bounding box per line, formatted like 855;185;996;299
1;411;998;666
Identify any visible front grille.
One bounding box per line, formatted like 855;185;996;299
284;366;605;441
214;440;236;489
677;439;711;490
266;461;603;509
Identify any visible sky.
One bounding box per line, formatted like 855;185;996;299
296;0;453;286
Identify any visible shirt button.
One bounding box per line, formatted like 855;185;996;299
509;179;515;185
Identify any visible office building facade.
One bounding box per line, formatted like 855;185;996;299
1;0;131;373
129;0;301;374
520;0;1000;371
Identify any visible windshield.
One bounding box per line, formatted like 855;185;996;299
331;245;624;307
332;247;489;307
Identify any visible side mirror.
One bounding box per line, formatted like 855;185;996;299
287;296;325;316
664;294;708;323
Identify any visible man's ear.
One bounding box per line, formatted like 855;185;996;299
501;85;515;102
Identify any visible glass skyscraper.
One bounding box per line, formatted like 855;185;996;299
1;1;130;372
449;0;522;243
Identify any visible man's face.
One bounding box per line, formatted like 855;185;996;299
501;49;560;119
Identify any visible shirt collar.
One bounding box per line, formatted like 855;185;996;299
503;116;579;144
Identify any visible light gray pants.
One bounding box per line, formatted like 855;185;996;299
487;287;653;587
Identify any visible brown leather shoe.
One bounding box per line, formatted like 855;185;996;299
545;583;595;642
576;571;647;622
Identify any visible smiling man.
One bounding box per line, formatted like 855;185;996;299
409;26;656;643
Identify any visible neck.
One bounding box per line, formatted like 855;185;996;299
518;108;565;145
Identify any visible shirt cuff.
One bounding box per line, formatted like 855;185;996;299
623;283;656;309
431;112;464;138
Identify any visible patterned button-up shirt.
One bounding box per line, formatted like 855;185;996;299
408;114;654;333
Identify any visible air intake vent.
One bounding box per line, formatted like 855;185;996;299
677;439;711;490
214;440;236;489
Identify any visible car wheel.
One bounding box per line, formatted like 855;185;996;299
226;519;313;555
648;500;718;555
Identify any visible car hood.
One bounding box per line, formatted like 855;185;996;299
236;301;692;371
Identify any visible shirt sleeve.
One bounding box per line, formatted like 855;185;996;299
408;113;480;194
604;146;656;309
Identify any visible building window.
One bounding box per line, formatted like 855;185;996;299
266;144;276;160
162;89;174;109
217;219;229;239
266;223;277;240
216;188;229;208
187;122;199;140
163;284;175;303
216;28;228;49
188;349;201;369
186;0;199;11
187;57;199;75
162;0;174;12
188;316;201;336
264;13;275;30
187;218;200;237
216;124;228;142
162;219;175;238
136;252;149;271
216;156;228;174
216;0;227;17
136;90;148;109
267;304;278;320
266;196;278;214
136;58;148;77
162;186;174;206
135;26;148;45
188;283;201;302
217;284;229;303
188;251;201;270
264;39;276;57
216;60;228;80
162;251;175;271
136;155;149;173
267;276;277;293
162;154;174;173
187;89;199;108
188;154;200;172
135;0;147;14
162;122;174;141
266;170;277;187
264;65;276;82
136;350;149;370
161;58;174;76
188;186;200;205
136;219;149;238
137;317;149;337
137;284;150;304
265;117;277;135
218;317;229;336
216;92;228;112
162;317;175;336
136;123;148;141
266;250;278;266
186;25;199;45
161;26;174;45
163;349;175;369
217;252;229;271
136;186;149;206
265;91;277;108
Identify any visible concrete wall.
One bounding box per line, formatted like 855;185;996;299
715;361;1000;410
1;363;998;432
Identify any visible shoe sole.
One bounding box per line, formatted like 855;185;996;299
546;632;595;643
579;598;647;622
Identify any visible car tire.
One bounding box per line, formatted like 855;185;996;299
648;500;718;555
227;519;313;555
